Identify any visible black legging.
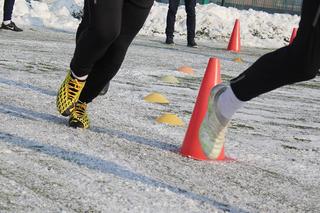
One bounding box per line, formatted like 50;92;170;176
71;0;153;103
3;0;15;21
231;0;320;101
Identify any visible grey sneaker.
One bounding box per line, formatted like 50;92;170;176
199;84;229;160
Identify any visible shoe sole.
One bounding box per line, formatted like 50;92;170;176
60;104;75;117
69;120;88;129
164;42;175;46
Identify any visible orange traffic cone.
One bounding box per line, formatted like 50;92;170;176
289;28;298;45
180;58;225;161
227;19;241;53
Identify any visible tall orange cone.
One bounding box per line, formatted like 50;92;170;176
289;28;298;45
227;19;241;53
180;58;224;160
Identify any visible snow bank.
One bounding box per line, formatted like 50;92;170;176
0;0;81;31
143;3;300;48
0;0;300;48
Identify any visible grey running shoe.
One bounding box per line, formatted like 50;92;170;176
199;84;229;160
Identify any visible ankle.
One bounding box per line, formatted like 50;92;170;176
71;70;88;81
217;85;244;120
3;20;11;25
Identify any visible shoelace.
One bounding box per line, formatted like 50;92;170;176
74;103;87;117
67;79;82;100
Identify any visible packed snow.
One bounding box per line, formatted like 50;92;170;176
1;0;319;212
1;27;319;212
0;0;300;48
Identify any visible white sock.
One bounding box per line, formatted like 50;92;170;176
217;86;244;120
71;70;88;81
3;20;11;25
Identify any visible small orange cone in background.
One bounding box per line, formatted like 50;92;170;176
156;113;184;126
177;66;194;75
180;58;225;161
233;57;243;63
227;19;241;53
289;28;298;45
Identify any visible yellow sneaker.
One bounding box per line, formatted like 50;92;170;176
56;71;85;116
69;101;90;129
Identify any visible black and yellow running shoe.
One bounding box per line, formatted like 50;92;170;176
56;71;85;116
69;101;90;129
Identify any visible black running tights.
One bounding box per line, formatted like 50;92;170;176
231;0;320;101
71;0;153;103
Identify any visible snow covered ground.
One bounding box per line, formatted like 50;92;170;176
0;0;300;48
1;27;319;212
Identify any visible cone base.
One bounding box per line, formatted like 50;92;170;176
228;49;240;53
180;152;236;162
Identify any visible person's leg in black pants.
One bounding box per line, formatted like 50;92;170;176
79;1;153;103
75;0;90;44
2;0;22;31
70;0;124;77
230;0;320;101
56;0;153;128
57;0;124;118
185;0;197;46
165;0;180;43
3;0;15;21
199;0;320;160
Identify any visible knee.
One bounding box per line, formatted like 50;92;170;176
289;31;320;81
108;42;129;63
92;25;121;45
